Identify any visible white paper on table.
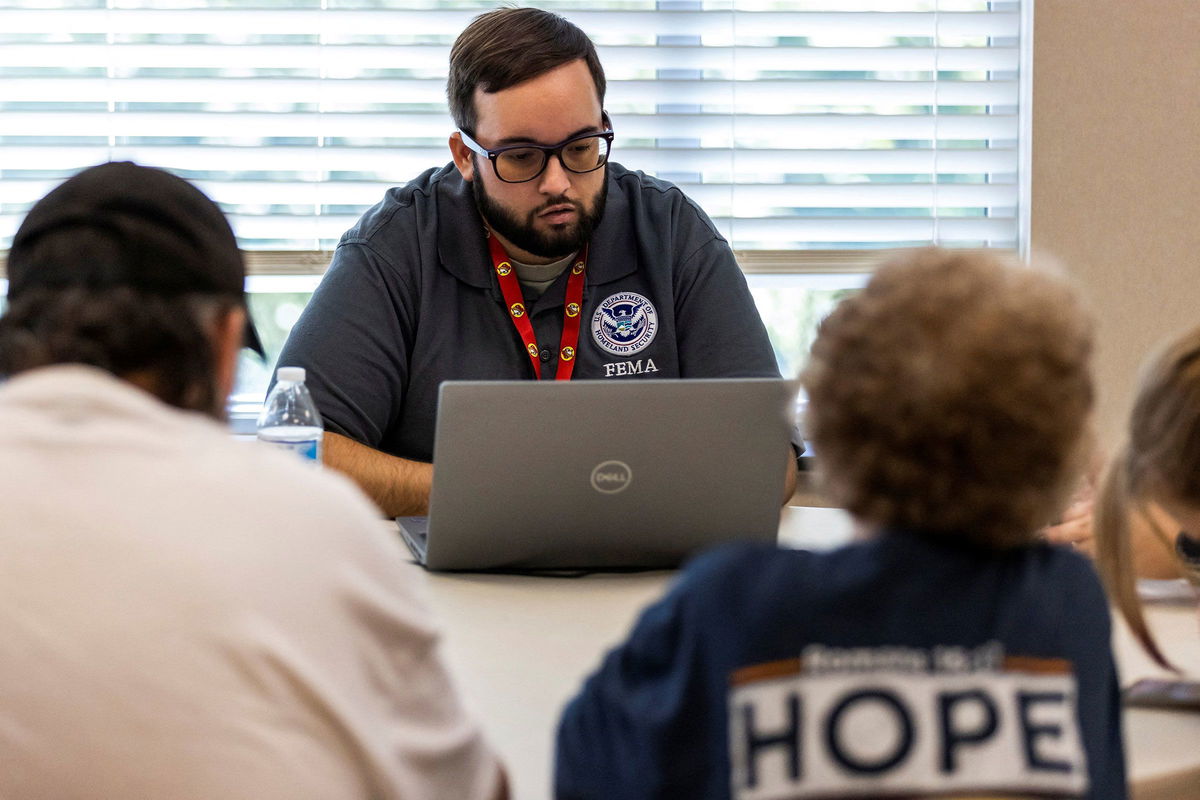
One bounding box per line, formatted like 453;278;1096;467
1137;578;1197;605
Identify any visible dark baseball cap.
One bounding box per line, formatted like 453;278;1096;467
6;161;264;357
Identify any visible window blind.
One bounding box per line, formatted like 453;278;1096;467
0;0;1022;258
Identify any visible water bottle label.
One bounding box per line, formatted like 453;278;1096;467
292;439;320;462
256;426;323;466
260;438;321;464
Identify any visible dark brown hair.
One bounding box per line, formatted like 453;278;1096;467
1094;327;1200;668
802;247;1095;550
0;287;236;417
447;7;606;134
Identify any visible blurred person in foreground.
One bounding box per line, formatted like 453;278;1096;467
1094;324;1200;669
556;247;1125;799
0;162;504;800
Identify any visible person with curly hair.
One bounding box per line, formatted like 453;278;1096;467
556;247;1125;799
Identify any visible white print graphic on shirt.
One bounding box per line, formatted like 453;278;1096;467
728;643;1087;799
591;292;658;356
603;358;660;378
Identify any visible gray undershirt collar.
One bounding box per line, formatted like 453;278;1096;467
511;251;576;298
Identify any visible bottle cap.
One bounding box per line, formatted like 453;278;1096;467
276;366;306;383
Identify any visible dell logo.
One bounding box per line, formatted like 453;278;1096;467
590;460;633;494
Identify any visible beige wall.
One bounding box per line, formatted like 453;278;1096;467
1031;0;1200;448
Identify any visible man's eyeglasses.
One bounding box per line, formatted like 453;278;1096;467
458;125;615;184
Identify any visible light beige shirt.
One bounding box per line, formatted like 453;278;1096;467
0;366;501;800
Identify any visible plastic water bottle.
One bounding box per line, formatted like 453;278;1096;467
257;366;323;465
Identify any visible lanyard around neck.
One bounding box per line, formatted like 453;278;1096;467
488;233;587;381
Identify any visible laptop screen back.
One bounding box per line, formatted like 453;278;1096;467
417;378;796;570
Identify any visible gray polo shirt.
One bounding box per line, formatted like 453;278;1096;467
277;162;782;462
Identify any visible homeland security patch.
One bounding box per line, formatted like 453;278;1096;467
591;292;658;356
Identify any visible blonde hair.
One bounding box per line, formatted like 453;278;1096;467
1095;326;1200;668
802;247;1094;549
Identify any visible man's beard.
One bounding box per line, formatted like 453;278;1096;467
472;164;607;260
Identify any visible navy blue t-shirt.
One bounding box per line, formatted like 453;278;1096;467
556;532;1126;799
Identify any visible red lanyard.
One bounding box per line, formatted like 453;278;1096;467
488;233;587;380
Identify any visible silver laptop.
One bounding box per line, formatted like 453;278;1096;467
397;378;796;571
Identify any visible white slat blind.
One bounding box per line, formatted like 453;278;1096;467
0;0;1021;256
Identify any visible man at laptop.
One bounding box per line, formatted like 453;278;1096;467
277;7;796;516
0;162;505;799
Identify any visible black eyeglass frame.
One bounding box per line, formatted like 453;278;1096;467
457;120;615;184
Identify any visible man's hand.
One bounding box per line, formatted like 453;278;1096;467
323;431;433;517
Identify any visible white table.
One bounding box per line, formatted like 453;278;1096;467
1112;606;1200;799
401;506;1200;799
